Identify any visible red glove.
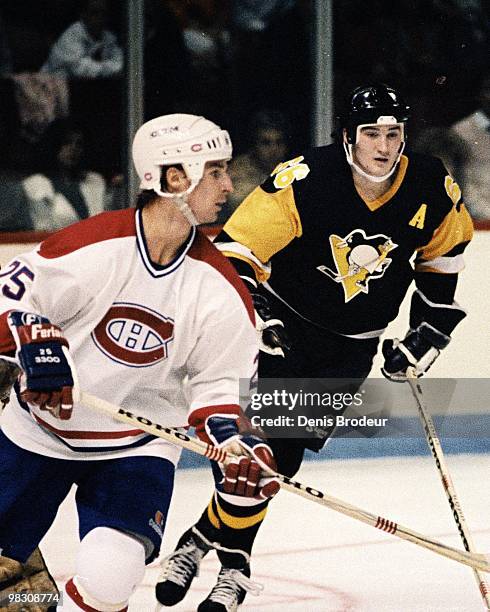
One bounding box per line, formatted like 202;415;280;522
189;408;280;500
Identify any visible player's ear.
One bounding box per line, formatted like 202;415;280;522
342;128;348;144
165;166;190;194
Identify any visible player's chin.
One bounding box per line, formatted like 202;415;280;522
195;205;219;224
370;162;391;175
209;203;224;222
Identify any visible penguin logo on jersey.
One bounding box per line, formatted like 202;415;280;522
91;303;174;367
317;229;398;302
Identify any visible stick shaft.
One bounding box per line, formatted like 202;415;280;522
407;375;490;608
80;391;490;574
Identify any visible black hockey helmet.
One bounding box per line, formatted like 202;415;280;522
342;84;410;144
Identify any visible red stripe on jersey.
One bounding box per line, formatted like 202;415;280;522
38;209;136;259
188;403;241;442
188;231;255;324
34;413;144;439
65;578;127;612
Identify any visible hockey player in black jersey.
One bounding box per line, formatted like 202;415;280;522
155;84;473;611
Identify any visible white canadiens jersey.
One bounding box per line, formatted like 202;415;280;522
0;209;257;463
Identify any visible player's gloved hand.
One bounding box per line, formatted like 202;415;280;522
252;293;291;357
8;311;77;419
382;290;467;382
381;322;450;382
190;410;280;500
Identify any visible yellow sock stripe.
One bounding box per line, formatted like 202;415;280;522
215;501;267;530
207;499;220;529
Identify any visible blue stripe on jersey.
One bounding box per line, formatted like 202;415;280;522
15;385;157;453
50;432;157;453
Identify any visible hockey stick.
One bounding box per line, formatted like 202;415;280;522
407;370;490;609
79;391;490;574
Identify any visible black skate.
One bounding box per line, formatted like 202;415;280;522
197;564;262;612
155;527;213;606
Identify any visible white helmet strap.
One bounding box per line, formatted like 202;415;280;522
153;184;200;226
344;141;405;182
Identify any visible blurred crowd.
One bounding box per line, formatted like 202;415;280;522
0;0;488;231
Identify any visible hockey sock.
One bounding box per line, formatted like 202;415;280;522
214;491;269;567
194;495;222;540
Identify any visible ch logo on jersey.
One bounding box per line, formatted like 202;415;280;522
92;303;174;367
317;229;398;302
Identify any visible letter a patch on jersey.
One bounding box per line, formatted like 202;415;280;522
317;229;398;302
409;204;427;229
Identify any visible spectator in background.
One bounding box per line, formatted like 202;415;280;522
231;0;295;31
227;109;289;213
22;119;107;230
40;0;123;78
449;73;490;220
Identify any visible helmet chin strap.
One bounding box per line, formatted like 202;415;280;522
343;142;405;183
154;184;200;226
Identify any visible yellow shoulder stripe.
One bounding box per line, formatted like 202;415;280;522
417;202;473;262
224;185;302;264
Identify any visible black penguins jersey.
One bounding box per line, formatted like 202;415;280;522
215;144;473;337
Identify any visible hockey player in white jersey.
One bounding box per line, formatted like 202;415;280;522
0;114;278;611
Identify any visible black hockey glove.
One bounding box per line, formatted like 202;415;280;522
382;323;449;381
252;293;292;357
382;290;466;382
